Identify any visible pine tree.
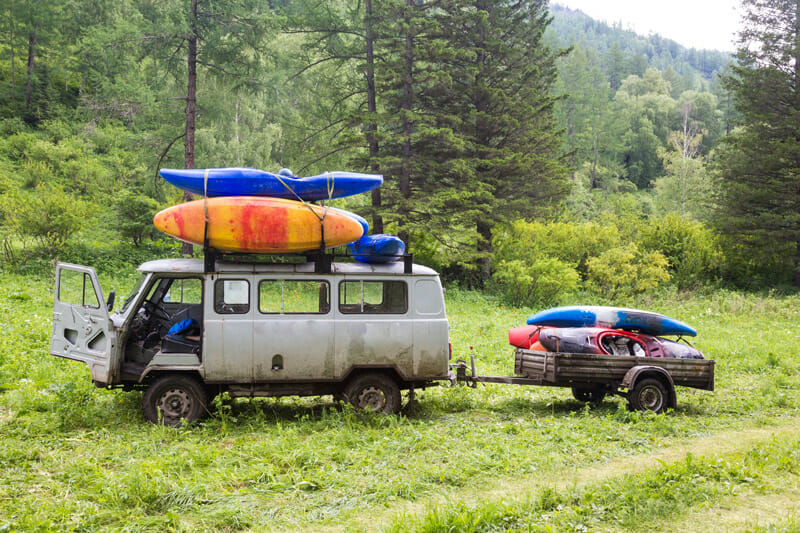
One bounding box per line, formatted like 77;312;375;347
370;0;464;248
715;0;800;285
432;0;569;279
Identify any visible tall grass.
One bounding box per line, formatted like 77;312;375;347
1;273;798;530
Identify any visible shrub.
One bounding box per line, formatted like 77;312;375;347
2;185;87;255
492;257;580;307
586;243;671;299
637;212;722;288
494;219;620;276
113;191;161;246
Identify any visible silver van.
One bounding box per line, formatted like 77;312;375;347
51;259;451;425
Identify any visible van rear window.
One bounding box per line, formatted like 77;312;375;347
339;280;407;314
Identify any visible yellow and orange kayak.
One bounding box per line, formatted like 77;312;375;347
153;197;365;253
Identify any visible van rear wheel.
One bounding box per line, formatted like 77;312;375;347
143;375;208;426
345;373;401;414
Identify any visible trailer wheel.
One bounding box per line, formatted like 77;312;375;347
571;387;606;404
345;373;401;414
628;378;668;413
143;375;208;426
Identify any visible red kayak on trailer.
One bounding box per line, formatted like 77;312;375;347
508;326;704;359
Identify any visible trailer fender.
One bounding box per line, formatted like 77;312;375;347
622;365;677;409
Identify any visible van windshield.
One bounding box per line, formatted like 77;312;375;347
119;274;148;314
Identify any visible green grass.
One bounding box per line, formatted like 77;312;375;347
1;272;799;531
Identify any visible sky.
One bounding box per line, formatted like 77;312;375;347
554;1;742;52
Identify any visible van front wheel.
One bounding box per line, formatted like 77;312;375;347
143;375;208;426
345;373;401;414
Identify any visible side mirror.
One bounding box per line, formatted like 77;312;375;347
107;290;116;312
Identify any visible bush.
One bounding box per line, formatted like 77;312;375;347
637;212;722;288
586;243;671;299
493;219;620;276
114;191;161;246
492;257;580;307
1;185;88;255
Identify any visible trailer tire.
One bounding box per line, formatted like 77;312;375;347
345;373;401;414
571;387;606;404
143;374;208;426
628;378;668;413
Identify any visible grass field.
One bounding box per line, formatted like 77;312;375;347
1;269;799;531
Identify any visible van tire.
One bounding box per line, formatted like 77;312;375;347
345;373;401;414
143;375;208;426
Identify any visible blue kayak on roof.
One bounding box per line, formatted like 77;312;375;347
159;167;383;201
526;305;697;337
348;234;405;264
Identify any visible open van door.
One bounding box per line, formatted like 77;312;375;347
51;263;117;385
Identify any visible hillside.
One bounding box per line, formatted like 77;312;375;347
548;5;732;82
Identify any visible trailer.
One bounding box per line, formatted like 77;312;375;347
451;347;715;413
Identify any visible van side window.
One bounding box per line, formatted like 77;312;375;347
164;278;202;304
339;280;407;314
259;280;330;314
214;279;250;314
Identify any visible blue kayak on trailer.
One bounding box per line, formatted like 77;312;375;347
526;305;697;337
159;167;383;201
348;234;405;264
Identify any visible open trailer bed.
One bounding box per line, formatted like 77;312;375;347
451;348;714;413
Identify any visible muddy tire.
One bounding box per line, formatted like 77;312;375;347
143;375;208;426
628;378;668;413
571;387;606;404
345;373;401;414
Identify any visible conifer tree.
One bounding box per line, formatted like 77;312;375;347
430;0;569;278
715;0;800;285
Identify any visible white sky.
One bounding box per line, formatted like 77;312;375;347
554;1;742;51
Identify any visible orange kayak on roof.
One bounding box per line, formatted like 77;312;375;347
153;197;365;253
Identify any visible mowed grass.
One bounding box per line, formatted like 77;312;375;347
0;271;799;531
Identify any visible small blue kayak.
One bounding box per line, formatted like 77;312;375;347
526;305;697;337
348;234;405;264
159;167;383;201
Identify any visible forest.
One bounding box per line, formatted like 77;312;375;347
0;0;796;299
2;2;800;531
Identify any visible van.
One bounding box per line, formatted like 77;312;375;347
51;258;451;425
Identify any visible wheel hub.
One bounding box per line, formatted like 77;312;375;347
357;386;386;411
639;386;662;410
157;387;192;422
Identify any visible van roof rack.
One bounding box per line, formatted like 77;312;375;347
202;246;414;275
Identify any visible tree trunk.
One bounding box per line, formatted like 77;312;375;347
569;107;575;181
794;0;800;285
474;0;492;282
398;0;414;247
9;7;15;105
365;0;383;234
25;22;39;110
183;0;198;257
796;240;800;288
476;218;492;283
